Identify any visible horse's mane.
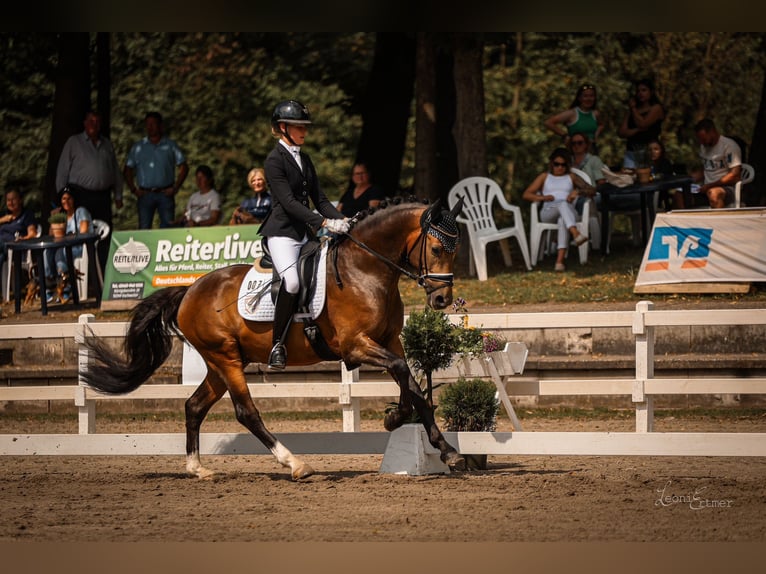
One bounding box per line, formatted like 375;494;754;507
345;195;428;234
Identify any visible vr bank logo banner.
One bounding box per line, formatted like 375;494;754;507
635;211;766;287
643;227;713;272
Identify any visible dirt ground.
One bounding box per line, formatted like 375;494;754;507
1;412;765;543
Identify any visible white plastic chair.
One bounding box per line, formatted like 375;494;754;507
528;169;591;266
447;176;532;281
74;219;109;300
733;163;754;208
2;224;42;302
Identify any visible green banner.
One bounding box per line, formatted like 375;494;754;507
101;225;263;309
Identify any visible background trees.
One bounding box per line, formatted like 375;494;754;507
1;32;764;232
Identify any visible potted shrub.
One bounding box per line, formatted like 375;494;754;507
439;376;499;470
48;212;67;238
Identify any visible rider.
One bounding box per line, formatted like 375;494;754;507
260;100;349;370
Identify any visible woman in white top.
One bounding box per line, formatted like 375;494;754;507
523;148;592;271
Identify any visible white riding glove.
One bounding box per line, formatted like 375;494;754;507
324;218;350;234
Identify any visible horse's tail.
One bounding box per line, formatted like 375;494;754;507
80;287;189;394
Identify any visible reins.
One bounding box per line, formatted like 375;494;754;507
333;225;454;295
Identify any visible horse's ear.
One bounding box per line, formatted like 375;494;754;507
420;199;442;230
450;195;464;217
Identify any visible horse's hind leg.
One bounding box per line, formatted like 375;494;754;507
185;377;227;478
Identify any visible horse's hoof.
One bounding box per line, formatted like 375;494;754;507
292;462;315;481
193;467;215;479
442;451;466;471
384;410;409;431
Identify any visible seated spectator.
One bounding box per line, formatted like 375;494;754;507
230;167;271;225
44;187;92;304
522;148;591;272
336;162;385;218
176;165;221;227
694;118;742;209
0;187;38;273
647;138;678;210
544;83;604;150
568;131;605;215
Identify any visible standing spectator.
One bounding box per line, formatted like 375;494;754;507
230;167;271;225
260;99;348;369
336;162;386;217
43;187;92;304
618;78;665;169
124;111;189;229
175;165;221;227
0;188;38;273
55;109;123;271
522;148;591;272
694;118;742;209
544;83;604;149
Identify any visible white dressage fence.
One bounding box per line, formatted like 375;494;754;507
1;301;766;459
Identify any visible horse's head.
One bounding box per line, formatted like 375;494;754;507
417;197;463;310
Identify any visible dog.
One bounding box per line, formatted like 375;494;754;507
23;265;40;306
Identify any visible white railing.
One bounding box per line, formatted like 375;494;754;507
1;302;766;458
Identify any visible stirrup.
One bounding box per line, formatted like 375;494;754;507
268;343;287;370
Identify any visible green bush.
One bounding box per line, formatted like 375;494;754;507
439;377;499;432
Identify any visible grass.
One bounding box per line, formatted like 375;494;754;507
398;237;766;309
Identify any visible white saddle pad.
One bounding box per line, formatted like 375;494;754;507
237;243;328;322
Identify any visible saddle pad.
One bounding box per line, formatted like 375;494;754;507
237;242;328;322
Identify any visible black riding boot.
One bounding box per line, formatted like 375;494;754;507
268;288;298;370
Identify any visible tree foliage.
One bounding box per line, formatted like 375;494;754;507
1;32;764;230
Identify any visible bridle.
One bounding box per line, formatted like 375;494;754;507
331;222;455;295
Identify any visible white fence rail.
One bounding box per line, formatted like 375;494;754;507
2;301;766;458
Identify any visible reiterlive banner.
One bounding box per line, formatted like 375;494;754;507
101;225;263;310
634;209;766;288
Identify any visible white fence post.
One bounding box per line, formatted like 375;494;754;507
75;313;96;435
340;363;361;432
633;301;655;432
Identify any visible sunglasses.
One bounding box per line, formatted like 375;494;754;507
552;161;567;167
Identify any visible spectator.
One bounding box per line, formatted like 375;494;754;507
230;167;271;225
522;148;591;272
124;111;189;229
55;109;123;272
694;118;742;209
568;131;605;215
618;78;665;169
0;188;38;273
544;83;604;150
336;162;386;217
175;165;222;227
43;187;92;304
260;99;348;369
647;138;677;210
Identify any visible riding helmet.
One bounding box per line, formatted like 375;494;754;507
271;100;312;127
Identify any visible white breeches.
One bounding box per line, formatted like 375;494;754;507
540;201;579;249
268;235;308;294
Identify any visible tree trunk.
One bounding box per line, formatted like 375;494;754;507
355;33;416;197
749;58;766;206
452;33;488;180
96;33;111;138
414;33;438;201
45;33;91;215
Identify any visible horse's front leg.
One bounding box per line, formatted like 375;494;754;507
387;357;466;471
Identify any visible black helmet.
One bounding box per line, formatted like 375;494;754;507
271;100;312;128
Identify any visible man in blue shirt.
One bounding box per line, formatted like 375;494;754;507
124;112;189;229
